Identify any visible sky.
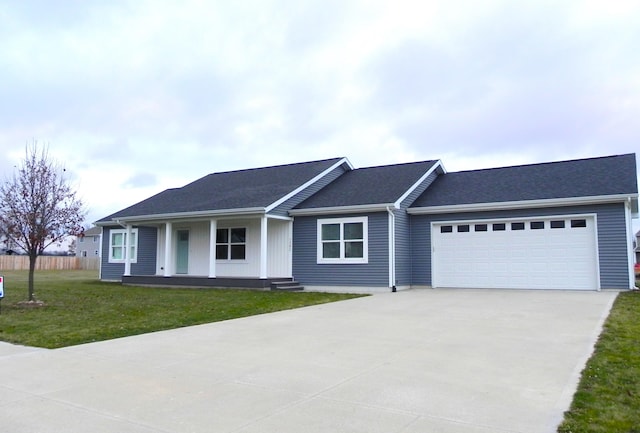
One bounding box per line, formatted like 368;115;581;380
0;0;639;233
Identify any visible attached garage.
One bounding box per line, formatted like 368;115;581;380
432;215;599;290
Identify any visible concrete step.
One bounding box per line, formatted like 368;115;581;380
270;280;304;291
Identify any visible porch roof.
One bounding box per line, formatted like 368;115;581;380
97;157;348;224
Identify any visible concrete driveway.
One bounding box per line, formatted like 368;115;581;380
0;289;616;433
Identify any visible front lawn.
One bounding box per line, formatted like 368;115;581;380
557;290;640;432
0;270;364;349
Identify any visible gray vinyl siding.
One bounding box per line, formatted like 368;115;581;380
409;202;631;289
269;164;349;217
395;170;440;286
292;212;389;286
100;226;158;281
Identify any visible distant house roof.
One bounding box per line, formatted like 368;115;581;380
411;154;638;210
82;227;102;236
293;160;441;211
97;158;348;223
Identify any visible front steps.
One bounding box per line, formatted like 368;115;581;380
270;280;304;291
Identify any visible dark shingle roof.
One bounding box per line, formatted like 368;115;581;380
98;157;345;222
295;160;439;209
412;154;638;208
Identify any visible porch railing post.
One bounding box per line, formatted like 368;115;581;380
260;215;268;279
209;219;217;278
164;222;172;277
124;224;132;276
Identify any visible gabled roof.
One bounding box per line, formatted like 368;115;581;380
97;157;348;223
410;153;638;212
292;160;442;213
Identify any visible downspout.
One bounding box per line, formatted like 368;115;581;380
387;206;396;292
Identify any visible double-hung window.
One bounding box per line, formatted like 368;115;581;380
317;217;368;264
109;229;138;263
216;228;246;260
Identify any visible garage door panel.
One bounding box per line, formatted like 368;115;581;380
433;216;598;290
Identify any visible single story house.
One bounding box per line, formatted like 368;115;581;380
96;153;638;292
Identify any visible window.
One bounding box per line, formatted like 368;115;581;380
108;229;138;263
81;251;87;257
216;228;246;260
440;225;453;233
530;221;545;230
511;222;525;230
474;224;488;232
551;220;565;229
317;217;368;263
457;224;470;233
571;219;587;228
492;223;506;231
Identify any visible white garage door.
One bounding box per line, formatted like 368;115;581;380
432;216;599;290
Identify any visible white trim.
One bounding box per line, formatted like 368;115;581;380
408;194;637;215
290;203;396;216
97;207;266;225
108;228;138;265
260;215;268;279
208;219;217;278
387;207;396;287
266;214;294;221
625;198;635;288
394;160;446;207
316;216;369;264
164;222;172;276
265;158;353;213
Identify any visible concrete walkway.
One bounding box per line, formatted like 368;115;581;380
0;289;617;433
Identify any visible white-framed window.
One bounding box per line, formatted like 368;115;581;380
216;227;247;260
108;228;138;263
317;216;368;264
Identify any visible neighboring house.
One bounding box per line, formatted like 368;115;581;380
95;154;639;292
636;230;640;264
77;226;102;258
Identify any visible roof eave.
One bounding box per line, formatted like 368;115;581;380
407;194;638;215
394;160;446;207
289;203;397;216
95;207;266;225
264;157;353;213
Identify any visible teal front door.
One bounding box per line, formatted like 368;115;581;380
176;230;189;274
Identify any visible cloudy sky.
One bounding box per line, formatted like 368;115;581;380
1;0;639;228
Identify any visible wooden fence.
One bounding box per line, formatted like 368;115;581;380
0;256;100;271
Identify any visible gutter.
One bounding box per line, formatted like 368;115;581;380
289;203;397;217
96;207;267;226
408;193;638;215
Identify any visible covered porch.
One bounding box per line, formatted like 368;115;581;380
119;213;295;286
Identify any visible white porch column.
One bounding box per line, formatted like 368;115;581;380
209;218;217;278
123;224;132;276
164;222;172;277
260;215;268;279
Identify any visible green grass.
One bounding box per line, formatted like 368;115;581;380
0;270;364;349
557;289;640;433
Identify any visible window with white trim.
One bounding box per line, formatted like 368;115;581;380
216;228;246;260
317;217;368;264
108;229;138;263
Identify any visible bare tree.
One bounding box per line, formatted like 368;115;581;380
0;143;86;302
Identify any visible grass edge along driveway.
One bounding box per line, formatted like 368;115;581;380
557;289;640;433
0;270;365;349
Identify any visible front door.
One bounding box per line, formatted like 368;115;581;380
176;230;189;274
